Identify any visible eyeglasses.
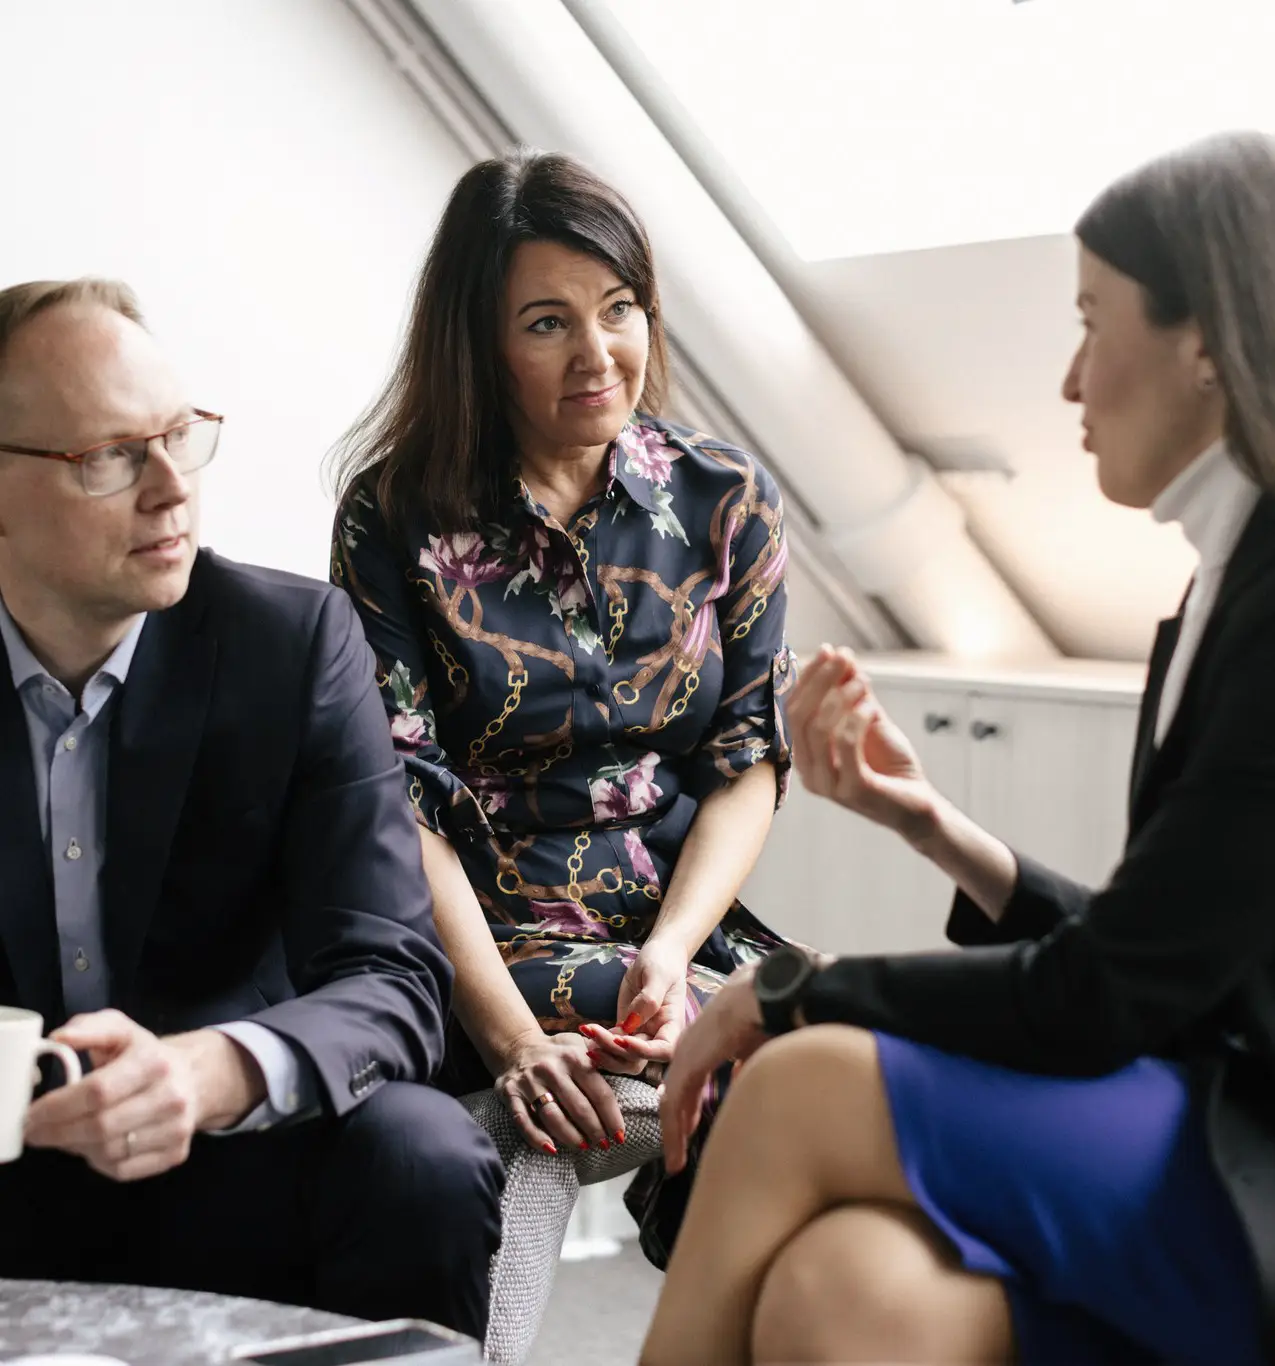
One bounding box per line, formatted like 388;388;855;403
0;409;223;497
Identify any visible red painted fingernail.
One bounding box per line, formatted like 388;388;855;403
599;1138;611;1151
579;1141;590;1152
587;1049;603;1064
543;1142;557;1155
614;1130;626;1144
622;1012;642;1034
615;1037;632;1049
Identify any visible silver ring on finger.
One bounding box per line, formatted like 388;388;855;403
529;1091;555;1114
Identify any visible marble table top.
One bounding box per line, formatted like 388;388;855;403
0;1279;362;1364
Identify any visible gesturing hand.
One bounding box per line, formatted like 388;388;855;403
23;1010;259;1182
788;645;938;843
659;966;767;1174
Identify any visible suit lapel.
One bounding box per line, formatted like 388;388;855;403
1129;606;1183;816
1132;494;1275;824
0;650;62;1024
104;556;216;1004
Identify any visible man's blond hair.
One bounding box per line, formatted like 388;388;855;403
0;278;144;374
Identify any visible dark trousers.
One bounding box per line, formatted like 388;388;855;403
1;1082;503;1341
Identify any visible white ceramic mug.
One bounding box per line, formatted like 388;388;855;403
0;1006;82;1163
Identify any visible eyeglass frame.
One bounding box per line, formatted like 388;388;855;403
0;408;224;496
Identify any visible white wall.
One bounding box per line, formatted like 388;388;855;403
0;0;470;580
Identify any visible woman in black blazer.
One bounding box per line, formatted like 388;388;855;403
641;131;1275;1366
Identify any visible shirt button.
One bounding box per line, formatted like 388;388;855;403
65;838;83;861
64;736;78;751
74;949;90;972
589;681;605;700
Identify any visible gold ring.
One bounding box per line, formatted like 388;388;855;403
125;1130;137;1157
529;1092;554;1113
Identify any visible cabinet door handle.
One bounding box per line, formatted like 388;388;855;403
970;720;1001;741
923;713;953;734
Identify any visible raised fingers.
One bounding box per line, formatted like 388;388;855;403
786;646;847;734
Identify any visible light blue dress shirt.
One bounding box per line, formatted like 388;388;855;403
0;592;315;1133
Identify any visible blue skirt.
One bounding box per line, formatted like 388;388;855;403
876;1032;1264;1365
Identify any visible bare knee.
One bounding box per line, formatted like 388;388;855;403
730;1025;881;1122
723;1026;909;1207
752;1205;1011;1365
753;1205;929;1363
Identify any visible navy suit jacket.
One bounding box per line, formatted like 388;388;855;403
0;549;453;1117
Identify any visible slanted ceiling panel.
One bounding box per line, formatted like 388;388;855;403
790;235;1196;661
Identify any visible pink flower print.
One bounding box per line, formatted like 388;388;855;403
621;425;673;486
523;524;551;581
589;775;629;823
623;828;660;889
390;710;427;749
556;570;589;617
467;773;511;817
528;899;605;939
624;752;664;815
419;531;506;589
590;753;664;822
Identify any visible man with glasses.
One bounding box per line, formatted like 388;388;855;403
0;279;502;1338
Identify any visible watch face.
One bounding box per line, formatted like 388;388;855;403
761;949;806;993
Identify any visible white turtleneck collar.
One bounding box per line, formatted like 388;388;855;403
1151;437;1259;570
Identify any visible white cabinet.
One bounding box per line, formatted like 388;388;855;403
743;654;1145;957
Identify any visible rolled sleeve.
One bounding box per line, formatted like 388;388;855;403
687;471;794;807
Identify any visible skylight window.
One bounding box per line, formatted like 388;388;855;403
599;0;1275;259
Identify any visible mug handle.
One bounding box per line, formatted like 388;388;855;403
34;1039;82;1089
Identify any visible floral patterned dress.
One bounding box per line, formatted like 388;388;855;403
331;415;795;1265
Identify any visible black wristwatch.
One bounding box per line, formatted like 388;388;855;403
753;945;821;1036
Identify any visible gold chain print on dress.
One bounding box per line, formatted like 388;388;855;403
428;629;470;689
333;418;796;1267
467;666;526;766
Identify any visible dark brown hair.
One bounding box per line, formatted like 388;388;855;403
1076;131;1275;490
331;148;668;533
0;278;144;379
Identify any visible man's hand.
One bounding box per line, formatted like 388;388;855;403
23;1011;266;1182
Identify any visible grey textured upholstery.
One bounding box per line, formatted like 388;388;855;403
460;1075;663;1365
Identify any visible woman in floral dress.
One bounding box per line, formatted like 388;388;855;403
330;149;794;1264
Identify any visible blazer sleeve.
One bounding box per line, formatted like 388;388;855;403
245;586;455;1115
945;855;1092;947
685;458;795;807
803;597;1275;1075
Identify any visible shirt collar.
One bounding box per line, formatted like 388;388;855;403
609;424;665;515
1151;438;1260;570
511;422;668;523
0;591;146;705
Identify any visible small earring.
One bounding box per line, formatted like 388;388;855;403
1199;373;1218;393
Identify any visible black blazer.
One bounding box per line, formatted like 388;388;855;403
0;550;453;1117
802;493;1275;1353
